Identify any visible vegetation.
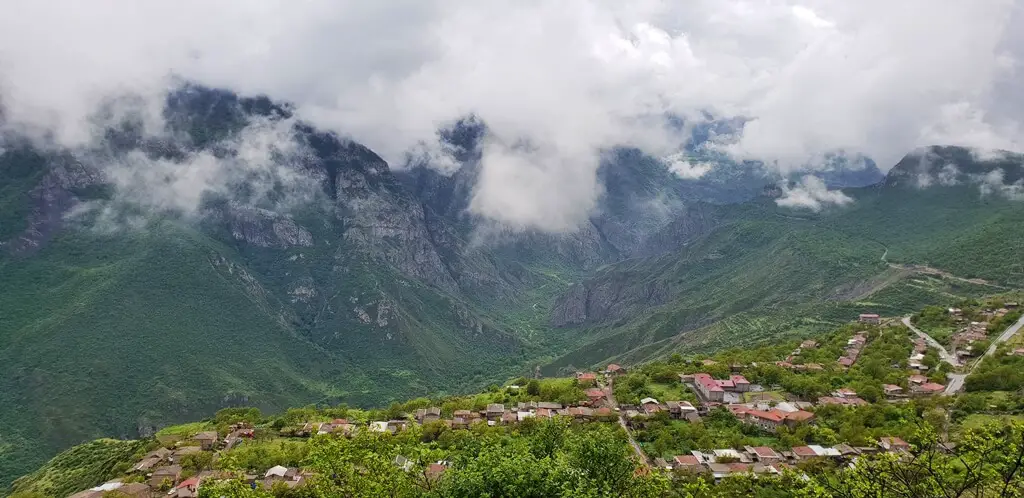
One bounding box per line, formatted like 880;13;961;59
7;439;150;498
3;133;1024;491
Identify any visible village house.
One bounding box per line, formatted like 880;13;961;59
690;373;751;402
604;364;626;375
783;410;815;427
640;397;664;415
790;446;822;461
911;382;945;395
883;384;904;397
414;407;442;424
744;410;785;432
908;374;928;385
576;372;597;386
501;411;518;425
800;339;819;349
745;446;783;463
666;400;698;419
673;454;705;473
148;465;183;488
859;313;881;324
172;477;200;498
878;437;911;453
486;404;505;421
193;431;219;451
585;388;607;405
833;387;858;398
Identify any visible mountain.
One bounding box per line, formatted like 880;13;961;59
1;83;1021;489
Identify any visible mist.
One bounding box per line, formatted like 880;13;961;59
1;0;1022;231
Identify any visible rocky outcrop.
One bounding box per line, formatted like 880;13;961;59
549;275;671;327
225;203;313;248
333;147;460;294
5;155;104;255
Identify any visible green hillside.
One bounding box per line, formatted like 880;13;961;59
2;134;1023;491
543;174;1024;372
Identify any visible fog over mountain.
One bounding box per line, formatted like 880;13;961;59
1;1;1023;231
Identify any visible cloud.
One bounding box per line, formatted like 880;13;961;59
776;175;853;211
665;154;714;179
975;168;1024;200
69;115;325;227
1;0;1023;231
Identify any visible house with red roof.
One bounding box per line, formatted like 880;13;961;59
576;372;597;386
859;313;881;324
584;388;606;404
911;382;945;395
744;410;785;432
878;437;911;452
790;446;820;460
173;477;200;498
783;410;815;428
673;454;705;473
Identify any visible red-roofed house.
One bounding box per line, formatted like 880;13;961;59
912;382;945;395
605;364;625;375
693;373;725;402
791;446;819;460
834;388;858;398
673;455;705;473
727;404;750;416
174;477;200;498
859;314;881;324
784;410;815;428
730;375;751;392
745;410;785;432
576;372;597;386
908;374;928;385
585;388;606;403
878;437;911;452
838;357;854;368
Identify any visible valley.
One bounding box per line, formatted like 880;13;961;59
1;88;1023;491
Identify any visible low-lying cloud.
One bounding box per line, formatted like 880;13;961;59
1;0;1023;231
776;175;853;211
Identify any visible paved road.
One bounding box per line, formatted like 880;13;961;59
981;313;1024;360
604;380;649;466
935;312;1024;395
902;316;959;367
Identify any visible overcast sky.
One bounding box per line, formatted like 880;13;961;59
1;0;1022;229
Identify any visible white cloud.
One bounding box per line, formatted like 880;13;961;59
776;175;853;211
1;0;1022;231
975;168;1024;200
666;156;714;179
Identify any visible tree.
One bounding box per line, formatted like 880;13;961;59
526;379;541;396
818;423;1024;497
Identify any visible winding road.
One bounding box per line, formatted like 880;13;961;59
902;313;1024;395
902;316;959;367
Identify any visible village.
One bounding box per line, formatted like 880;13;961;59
66;309;1024;497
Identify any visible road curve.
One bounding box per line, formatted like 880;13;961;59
901;316;959;367
980;312;1024;360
